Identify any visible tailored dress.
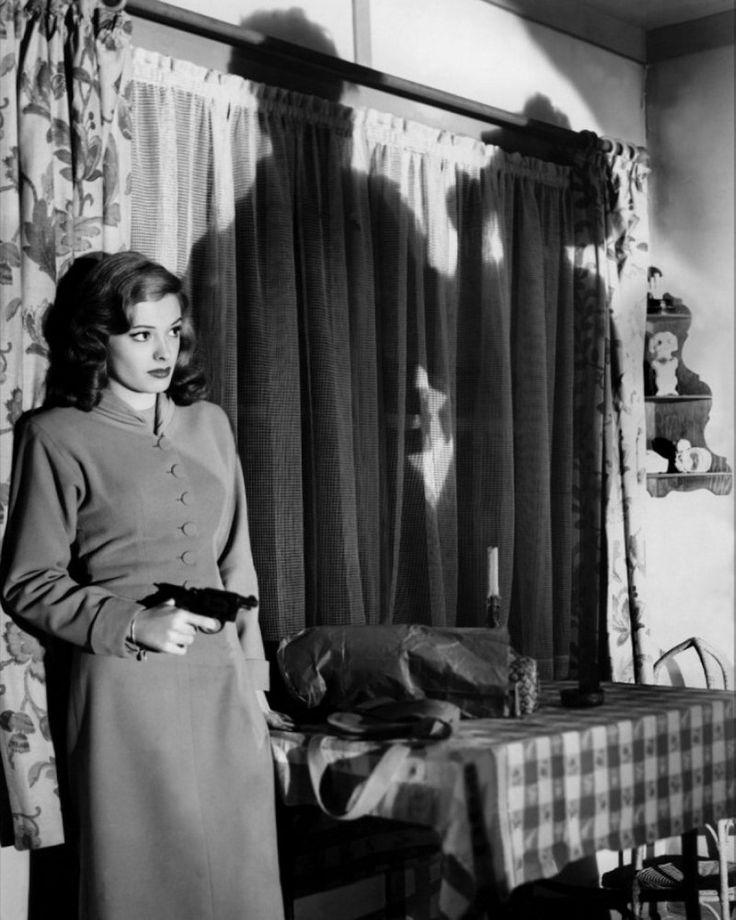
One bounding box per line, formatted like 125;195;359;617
0;390;284;920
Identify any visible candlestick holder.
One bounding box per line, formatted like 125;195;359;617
485;595;501;628
560;681;605;708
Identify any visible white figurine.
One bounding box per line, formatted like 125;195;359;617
674;439;713;473
647;330;679;395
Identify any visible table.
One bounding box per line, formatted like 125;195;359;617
270;681;736;920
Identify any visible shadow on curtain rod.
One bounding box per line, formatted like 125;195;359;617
119;0;648;163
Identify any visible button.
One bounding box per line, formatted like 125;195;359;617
153;434;173;452
177;492;192;505
179;551;195;566
180;522;198;537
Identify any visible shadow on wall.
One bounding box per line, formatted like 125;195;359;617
510;12;642;142
481;93;575;163
225;7;592;171
228;7;347;102
229;8;579;162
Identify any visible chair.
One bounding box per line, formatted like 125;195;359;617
652;636;731;692
277;804;441;920
601;637;735;920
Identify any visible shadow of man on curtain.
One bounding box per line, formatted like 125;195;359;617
183;8;459;658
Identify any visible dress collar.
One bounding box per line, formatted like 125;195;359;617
94;390;176;434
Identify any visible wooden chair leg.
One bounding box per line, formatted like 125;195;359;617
413;863;432;919
386;865;407;920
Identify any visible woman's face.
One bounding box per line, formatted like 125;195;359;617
106;294;182;408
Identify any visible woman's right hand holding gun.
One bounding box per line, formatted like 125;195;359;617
130;600;219;656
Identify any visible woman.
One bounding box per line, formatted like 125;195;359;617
0;251;285;920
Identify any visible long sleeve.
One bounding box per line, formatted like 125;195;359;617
0;419;142;656
217;446;260;603
212;424;270;689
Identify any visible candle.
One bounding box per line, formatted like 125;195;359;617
486;546;499;599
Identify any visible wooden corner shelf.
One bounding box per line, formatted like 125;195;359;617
646;471;733;498
644;295;731;498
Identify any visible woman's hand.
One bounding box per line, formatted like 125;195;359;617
255;690;296;730
263;709;296;731
133;600;219;655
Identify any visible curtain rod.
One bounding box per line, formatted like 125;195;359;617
122;0;648;163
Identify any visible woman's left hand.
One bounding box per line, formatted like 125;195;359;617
263;709;296;731
255;690;295;730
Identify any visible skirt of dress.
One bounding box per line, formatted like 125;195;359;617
67;624;284;920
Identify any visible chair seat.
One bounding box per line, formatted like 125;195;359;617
602;855;736;897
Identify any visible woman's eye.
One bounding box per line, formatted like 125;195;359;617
170;326;182;338
130;331;150;342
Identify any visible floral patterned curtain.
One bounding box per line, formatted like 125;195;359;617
0;0;132;852
572;142;653;685
604;147;654;684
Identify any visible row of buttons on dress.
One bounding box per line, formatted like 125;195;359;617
155;433;198;588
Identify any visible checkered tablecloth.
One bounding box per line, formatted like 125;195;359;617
270;681;736;920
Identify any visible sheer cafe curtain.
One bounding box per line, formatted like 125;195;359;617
129;48;646;684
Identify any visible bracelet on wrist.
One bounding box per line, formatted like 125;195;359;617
128;612;147;662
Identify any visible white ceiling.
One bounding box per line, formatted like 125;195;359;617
578;0;734;31
486;0;733;62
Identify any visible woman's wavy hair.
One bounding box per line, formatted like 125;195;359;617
44;251;208;410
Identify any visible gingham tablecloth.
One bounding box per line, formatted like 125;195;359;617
270;681;736;920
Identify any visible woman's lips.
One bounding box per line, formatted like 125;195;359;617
148;368;171;378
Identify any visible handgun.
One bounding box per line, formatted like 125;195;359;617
153;582;258;631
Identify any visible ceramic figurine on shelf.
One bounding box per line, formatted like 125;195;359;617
646;329;679;395
674;438;713;473
648;437;718;474
647;265;664;312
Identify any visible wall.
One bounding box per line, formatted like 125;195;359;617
644;43;735;684
366;0;645;140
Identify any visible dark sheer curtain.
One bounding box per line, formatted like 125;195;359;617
130;49;648;685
